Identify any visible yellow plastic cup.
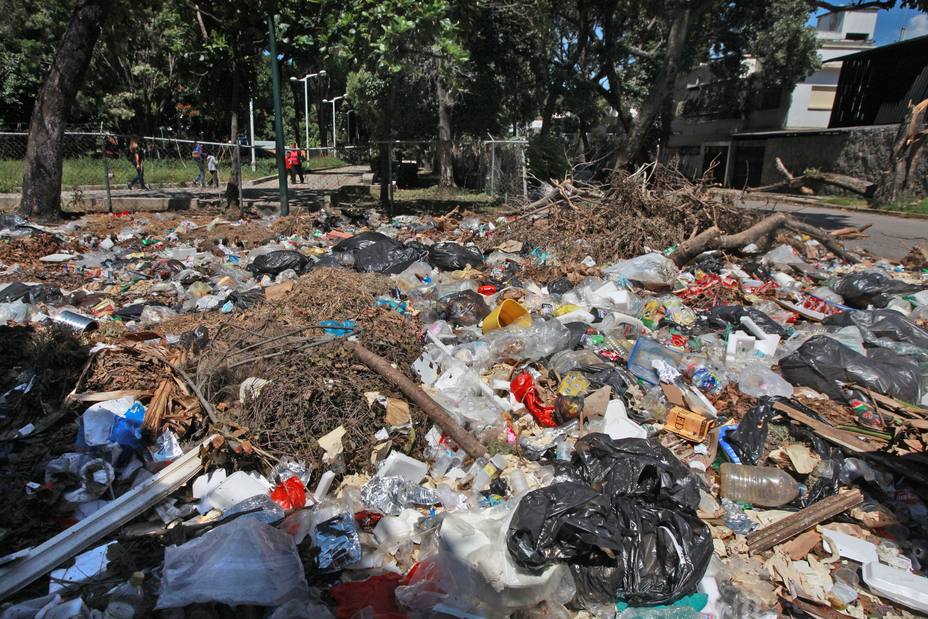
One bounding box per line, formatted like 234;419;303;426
482;299;532;334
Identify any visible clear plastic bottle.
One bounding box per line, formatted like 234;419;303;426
104;572;146;619
719;463;800;507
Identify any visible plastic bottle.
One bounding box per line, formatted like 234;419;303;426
719;463;800;507
103;572;146;619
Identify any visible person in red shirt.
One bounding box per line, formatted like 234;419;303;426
286;144;305;184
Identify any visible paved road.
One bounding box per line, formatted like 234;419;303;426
735;195;928;261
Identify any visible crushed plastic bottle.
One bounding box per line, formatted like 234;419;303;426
721;498;755;534
720;463;800;507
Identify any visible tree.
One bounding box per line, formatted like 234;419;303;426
19;0;112;219
316;0;467;204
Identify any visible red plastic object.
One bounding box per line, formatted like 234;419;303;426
269;477;306;510
355;510;384;532
330;572;405;619
477;284;497;296
510;371;558;427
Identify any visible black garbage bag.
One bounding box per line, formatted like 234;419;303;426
227;288;264;309
725;399;776;465
438;289;490;326
114;301;169;321
353;242;422;274
567;435;700;509
548;277;574;295
824;309;928;360
831;272;922;309
312;252;357;269
427;242;485;271
248;250;310;276
507;480;712;606
331;231;397;254
706;306;789;338
779;335;920;403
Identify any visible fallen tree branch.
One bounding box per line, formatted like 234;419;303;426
670;212;860;266
748;158;876;197
347;341;488;459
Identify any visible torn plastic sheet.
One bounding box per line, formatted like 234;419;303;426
312;513;362;572
824;309;928;361
361;475;440;516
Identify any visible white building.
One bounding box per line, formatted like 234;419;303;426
669;9;878;185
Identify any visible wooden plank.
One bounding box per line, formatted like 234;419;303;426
747;489;863;554
772;402;875;453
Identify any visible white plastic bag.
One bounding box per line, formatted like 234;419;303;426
156;518;309;609
605;253;679;289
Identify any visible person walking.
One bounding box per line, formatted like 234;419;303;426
207;152;219;187
127;138;147;190
192;141;205;187
286;143;305;184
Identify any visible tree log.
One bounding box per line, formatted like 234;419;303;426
19;0;112;219
347;341;488;459
670;212;859;266
747;157;876;198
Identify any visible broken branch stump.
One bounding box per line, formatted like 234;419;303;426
347;341;488;459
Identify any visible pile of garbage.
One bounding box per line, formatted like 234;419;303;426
2;185;928;618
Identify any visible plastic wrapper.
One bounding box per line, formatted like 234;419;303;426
45;454;115;504
604;253;679;289
220;494;286;526
428;242;485;271
824;308;928;361
438;289;490;326
312;512;362;572
779;335;920;403
831;271;922;309
721;498;755;534
738;366;794;399
762;244;808;267
156;517;309;608
361;475;441;516
248;250;310;276
506;481;712;606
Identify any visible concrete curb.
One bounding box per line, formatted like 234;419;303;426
713;189;928;221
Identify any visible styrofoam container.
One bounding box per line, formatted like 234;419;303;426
862;561;928;612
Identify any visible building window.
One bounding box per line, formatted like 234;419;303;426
817;12;844;33
808;86;837;111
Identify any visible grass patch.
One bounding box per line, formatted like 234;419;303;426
370;185;499;215
0;156;348;192
821;195;868;208
881;197;928;215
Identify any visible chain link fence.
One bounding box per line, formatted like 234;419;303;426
0;129;360;196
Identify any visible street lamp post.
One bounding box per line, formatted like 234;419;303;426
322;94;345;154
289;71;326;149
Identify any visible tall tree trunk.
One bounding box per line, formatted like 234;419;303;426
874;98;928;207
436;71;455;189
538;87;557;138
380;77;398;213
614;1;705;170
20;0;111;219
225;64;241;209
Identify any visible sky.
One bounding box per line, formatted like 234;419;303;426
809;3;928;45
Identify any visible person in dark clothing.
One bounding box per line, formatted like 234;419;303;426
127;138;147;190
